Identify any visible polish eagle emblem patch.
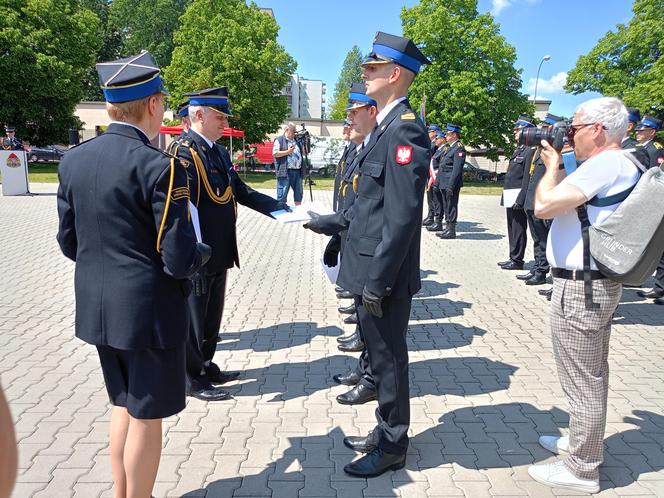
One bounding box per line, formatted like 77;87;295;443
396;145;413;165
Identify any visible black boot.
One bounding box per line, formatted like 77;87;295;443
336;383;377;405
338;303;356;314
516;271;534;281
333;371;361;386
344;448;406;478
344;313;358;325
337;330;358;344
525;271;547;286
422;214;434;227
426;218;443;232
338;336;364;352
437;223;456;239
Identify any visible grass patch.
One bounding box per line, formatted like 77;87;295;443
22;164;502;196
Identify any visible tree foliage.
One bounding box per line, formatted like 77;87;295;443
402;0;531;157
80;0;125;101
0;0;100;144
110;0;189;67
165;0;296;143
328;46;364;120
565;0;663;117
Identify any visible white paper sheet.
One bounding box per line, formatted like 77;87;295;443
501;188;521;207
270;201;334;224
321;254;340;284
189;201;202;242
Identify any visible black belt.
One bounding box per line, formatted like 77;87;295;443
551;268;605;281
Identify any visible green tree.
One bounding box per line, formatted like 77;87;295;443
402;0;532;157
80;0;125;101
565;0;663;116
165;0;296;143
110;0;189;67
0;0;100;144
328;46;364;120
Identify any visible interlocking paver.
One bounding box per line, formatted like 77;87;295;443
3;186;664;497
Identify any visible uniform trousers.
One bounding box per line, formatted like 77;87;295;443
426;186;443;219
526;210;551;273
186;270;227;391
550;277;622;480
505;207;528;264
442;186;460;224
357;294;412;455
653;252;664;292
352;299;374;388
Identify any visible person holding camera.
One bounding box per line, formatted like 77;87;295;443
273;122;303;205
57;52;209;498
528;97;640;494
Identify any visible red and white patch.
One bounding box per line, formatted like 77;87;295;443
396;145;413;165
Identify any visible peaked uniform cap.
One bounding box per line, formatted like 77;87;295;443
96;51;168;103
514;116;535;129
185;87;233;117
346;82;377;110
4;126;15;132
428;124;441;132
543;113;563;125
362;31;430;74
636;115;661;131
446;123;461;133
176;101;189;118
626;107;641;124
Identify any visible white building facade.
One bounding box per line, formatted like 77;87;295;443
282;75;326;120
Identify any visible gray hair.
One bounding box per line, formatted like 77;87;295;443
575;97;628;144
188;105;209;123
285;122;296;132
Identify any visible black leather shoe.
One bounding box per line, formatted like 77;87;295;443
208;370;240;384
497;260;512;267
422;215;434;227
344;448;406;478
343;435;377;453
338;303;356;314
637;288;664;299
500;261;524;270
516;271;534;281
336;290;354;299
437;224;456;239
337;331;358;344
187;386;232;401
335;285;345;293
525;272;547;286
426;221;443;232
333;371;361;386
336;383;376;405
538;288;553;300
338;337;365;352
344;313;358;325
655;297;664;305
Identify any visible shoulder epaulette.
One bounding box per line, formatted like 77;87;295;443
146;142;176;159
654;142;663;149
401;112;416;120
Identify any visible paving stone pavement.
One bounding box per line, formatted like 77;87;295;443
2;183;664;498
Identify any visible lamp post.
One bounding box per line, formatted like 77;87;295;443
533;55;551;115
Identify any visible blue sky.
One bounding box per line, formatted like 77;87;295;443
255;0;635;118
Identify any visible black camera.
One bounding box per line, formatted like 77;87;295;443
294;124;311;155
518;120;570;151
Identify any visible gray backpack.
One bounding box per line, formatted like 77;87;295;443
577;152;664;308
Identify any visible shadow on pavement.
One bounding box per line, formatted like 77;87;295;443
406;323;486;351
410;297;471;320
216;321;343;352
225;355;517;403
613;301;664;326
416;280;460;298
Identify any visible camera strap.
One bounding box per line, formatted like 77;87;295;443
576;204;601;311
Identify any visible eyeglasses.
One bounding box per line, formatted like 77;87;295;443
567;122;607;147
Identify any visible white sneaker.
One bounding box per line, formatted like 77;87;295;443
528;461;599;494
539;435;569;454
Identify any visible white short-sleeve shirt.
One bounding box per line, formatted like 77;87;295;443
547;149;640;270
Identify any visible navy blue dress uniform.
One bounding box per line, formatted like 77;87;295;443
333;120;356;213
56;52;207;419
435;124;466;239
423;124;441;226
2;127;24;150
516;114;562;280
168;87;283;397
335;32;431;477
425;131;449;232
635;116;664;169
622;108;641;150
500;117;535;270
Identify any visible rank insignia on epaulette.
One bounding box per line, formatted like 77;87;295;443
171;186;190;201
180;159;190;168
401;112;415;120
655;142;663;149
